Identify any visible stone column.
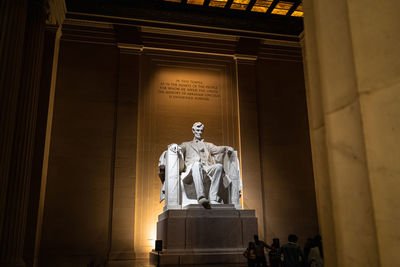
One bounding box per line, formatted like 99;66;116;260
0;0;50;266
345;1;400;266
108;43;142;262
24;1;65;264
303;0;380;266
235;55;265;239
0;0;29;238
300;10;338;267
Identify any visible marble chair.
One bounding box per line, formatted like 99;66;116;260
158;143;242;210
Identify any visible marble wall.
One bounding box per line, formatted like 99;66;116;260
4;0;398;266
134;52;239;257
40;41;118;266
39;25;319;265
256;58;319;246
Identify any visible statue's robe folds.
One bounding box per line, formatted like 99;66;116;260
158;140;242;204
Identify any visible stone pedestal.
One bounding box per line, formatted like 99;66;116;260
149;205;257;265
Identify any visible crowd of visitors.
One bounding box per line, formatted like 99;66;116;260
243;234;323;267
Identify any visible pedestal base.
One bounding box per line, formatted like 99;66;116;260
150;205;258;265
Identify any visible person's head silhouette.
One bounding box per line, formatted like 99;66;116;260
288;234;298;243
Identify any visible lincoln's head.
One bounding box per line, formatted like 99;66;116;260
192;122;204;140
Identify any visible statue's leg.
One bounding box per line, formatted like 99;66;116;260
191;162;206;200
207;163;223;203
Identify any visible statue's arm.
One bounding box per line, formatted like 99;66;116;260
179;142;186;155
178;143;186;172
208;143;234;155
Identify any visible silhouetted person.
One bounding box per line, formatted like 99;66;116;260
308;235;323;267
268;238;281;267
280;234;304;267
243;242;257;267
303;238;314;267
254;234;270;267
314;235;323;259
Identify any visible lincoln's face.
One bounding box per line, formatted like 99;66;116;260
192;123;204;140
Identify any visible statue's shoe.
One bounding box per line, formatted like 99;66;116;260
210;200;220;204
198;198;211;209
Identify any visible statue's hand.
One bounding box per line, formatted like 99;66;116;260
226;146;234;155
168;143;179;153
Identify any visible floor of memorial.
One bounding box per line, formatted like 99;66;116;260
111;259;247;267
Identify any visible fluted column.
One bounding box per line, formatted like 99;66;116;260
23;2;66;265
303;0;380;266
0;0;47;266
24;24;64;267
300;14;338;267
0;0;29;237
345;1;400;266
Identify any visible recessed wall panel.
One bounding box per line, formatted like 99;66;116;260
134;51;239;256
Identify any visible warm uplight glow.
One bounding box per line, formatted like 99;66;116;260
231;0;251;10
135;65;239;258
271;1;293;15
146;224;157;248
291;3;303;17
188;0;205;5
251;0;273;13
209;0;228;8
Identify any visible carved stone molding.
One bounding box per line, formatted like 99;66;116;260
234;54;258;65
117;43;144;55
141;26;238;42
234;54;258;61
298;31;305;48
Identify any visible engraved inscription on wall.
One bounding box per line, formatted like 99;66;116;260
158;79;221;101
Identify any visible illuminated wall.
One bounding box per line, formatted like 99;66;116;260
134;52;239;256
40;41;118;266
39;22;318;266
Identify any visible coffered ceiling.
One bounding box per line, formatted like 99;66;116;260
66;0;304;38
164;0;303;17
